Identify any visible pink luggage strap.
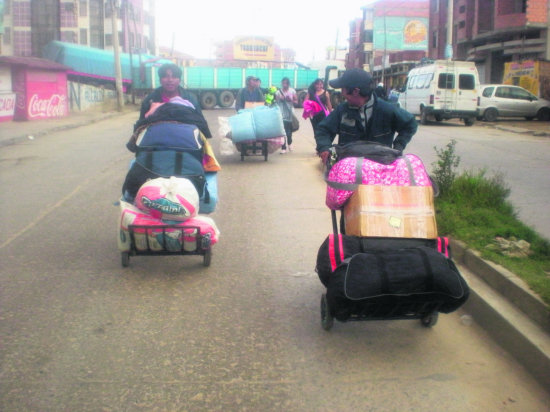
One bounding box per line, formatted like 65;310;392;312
325;155;417;191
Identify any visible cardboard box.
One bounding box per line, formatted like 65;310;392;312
344;185;438;239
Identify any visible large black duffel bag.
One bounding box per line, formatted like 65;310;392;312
324;246;469;319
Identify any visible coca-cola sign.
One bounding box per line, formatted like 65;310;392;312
28;93;67;119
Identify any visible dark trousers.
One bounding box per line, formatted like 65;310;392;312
282;121;293;149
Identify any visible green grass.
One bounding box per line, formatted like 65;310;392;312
434;171;550;305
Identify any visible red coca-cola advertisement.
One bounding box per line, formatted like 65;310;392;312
13;68;68;121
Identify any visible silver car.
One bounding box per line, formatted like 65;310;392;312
477;85;550;122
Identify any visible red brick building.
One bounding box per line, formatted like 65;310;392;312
429;0;550;83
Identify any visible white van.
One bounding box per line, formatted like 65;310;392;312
398;60;480;126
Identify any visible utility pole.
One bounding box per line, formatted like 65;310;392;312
111;0;124;111
445;0;454;59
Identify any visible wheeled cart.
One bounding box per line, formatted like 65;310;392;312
318;209;467;331
121;223;213;268
237;140;269;161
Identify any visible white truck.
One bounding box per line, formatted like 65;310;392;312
398;60;480;126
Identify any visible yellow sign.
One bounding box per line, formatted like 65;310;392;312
233;36;274;61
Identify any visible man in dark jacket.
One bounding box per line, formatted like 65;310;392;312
315;68;417;163
138;63;203;120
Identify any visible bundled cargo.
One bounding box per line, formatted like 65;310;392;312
343;185;438;239
135;177;200;221
228;105;286;143
325;154;432;210
117;200;220;253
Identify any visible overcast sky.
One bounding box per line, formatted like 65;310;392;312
154;0;368;64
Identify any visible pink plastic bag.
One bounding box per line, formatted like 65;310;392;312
326;154;432;210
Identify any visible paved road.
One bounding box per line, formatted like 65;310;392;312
0;110;549;411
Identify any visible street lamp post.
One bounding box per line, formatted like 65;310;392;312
111;0;124;111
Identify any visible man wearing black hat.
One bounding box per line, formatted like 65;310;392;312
235;76;265;111
315;68;417;163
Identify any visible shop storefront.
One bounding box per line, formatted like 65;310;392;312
0;56;70;121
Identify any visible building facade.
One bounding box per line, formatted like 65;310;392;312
429;0;550;83
348;0;429;90
0;0;156;57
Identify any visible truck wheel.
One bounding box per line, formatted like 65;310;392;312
420;107;428;125
463;117;475;126
297;91;307;108
218;90;235;108
483;108;498;122
200;92;217;110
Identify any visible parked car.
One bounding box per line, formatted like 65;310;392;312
477;84;550;121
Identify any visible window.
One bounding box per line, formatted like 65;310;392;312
416;74;428;89
363;30;373;43
105;33;112;46
424;73;434;88
79;0;88;16
459;21;465;29
431;31;437;49
459;5;466;13
510;87;533;100
482;87;494;97
5;0;11;14
407;75;416;89
459;74;475;90
13;1;31;26
495;87;512;98
438;73;454;89
80;28;88;44
3;27;12;44
61;30;77;43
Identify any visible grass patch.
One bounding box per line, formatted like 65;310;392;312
432;142;550;306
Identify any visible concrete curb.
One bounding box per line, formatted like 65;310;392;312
452;239;550;390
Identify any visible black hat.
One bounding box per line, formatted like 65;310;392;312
329;68;373;90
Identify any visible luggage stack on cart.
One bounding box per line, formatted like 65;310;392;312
221;103;286;161
118;103;220;267
316;142;469;330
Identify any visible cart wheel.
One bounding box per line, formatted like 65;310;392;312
420;311;439;327
121;252;130;267
321;294;334;331
203;248;212;267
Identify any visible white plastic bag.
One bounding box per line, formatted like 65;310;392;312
220;137;236;156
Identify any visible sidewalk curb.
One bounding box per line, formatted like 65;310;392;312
452;239;550;389
451;239;550;333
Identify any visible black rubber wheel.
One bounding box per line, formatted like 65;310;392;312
483;108;498;122
200;91;217;110
434;114;443;122
420;311;439;327
420;107;428;125
218;90;235;108
121;252;130;267
536;108;550;121
321;294;334;331
203;248;212;267
525;116;535;121
464;117;475;126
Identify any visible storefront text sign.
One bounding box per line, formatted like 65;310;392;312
28;93;67;119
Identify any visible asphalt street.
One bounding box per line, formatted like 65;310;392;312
0;109;549;411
